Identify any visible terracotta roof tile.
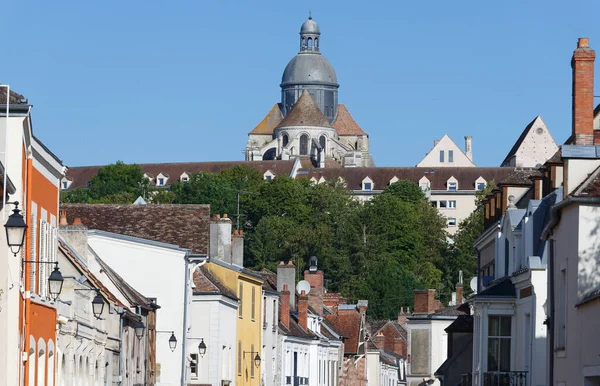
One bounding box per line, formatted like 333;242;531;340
193;266;238;301
0;87;27;105
249;103;283;135
302;167;515;191
572;165;600;197
276;91;332;129
60;204;210;254
65;160;297;190
325;311;361;355
498;169;540;186
333;104;366;136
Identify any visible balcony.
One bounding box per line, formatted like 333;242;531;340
461;371;528;386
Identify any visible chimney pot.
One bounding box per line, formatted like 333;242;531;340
240;230;243;235
223;213;228;219
578;37;590;48
59;211;68;226
215;214;221;219
233;230;239;235
72;217;82;225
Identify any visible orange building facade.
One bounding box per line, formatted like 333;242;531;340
1;91;64;386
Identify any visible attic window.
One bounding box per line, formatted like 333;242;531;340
157;178;165;186
363;183;372;191
439;151;445;163
477;182;485;190
448;150;454;163
62;181;69;189
448;182;457;191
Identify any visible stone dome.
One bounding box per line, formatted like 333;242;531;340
300;18;320;34
281;54;338;87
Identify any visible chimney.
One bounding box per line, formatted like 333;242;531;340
572;37;595;145
464;136;473;161
433;139;440;147
397;307;409;325
304;263;325;315
532;174;544;200
297;290;308;331
375;332;385;350
231;230;244;267
280;285;290;329
209;214;232;262
357;299;368;316
413;289;437;314
277;261;296;308
59;214;89;263
456;283;463;305
393;338;406;357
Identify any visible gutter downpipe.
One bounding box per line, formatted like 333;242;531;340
1;84;9;220
475;247;481;293
118;308;124;386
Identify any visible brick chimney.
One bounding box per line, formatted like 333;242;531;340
297;290;308;331
456;283;463;305
464;136;473;161
572;37;596;145
393;338;406;357
375;332;385;350
413;289;437;314
59;212;89;263
231;230;244;267
210;214;232;262
277;261;296;309
280;285;290;329
304;268;324;315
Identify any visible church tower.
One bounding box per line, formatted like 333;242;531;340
280;14;339;123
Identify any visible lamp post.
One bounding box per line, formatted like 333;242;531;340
4;201;27;256
134;320;145;340
189;337;208;357
21;261;64;300
74;288;105;318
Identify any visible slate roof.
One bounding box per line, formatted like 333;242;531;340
445;314;473;333
432;306;467;317
333;104;367;136
302;167;515;191
193;266;238;301
498;168;540;186
572;165;600;198
259;269;278;292
546;147;563;165
87;245;154;308
0;87;27;105
61;204;210;254
58;238;128;309
501;116;539;166
276;91;332;129
65;160;298;190
475;278;516;298
249;103;284;135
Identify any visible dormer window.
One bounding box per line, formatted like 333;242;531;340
318;176;326;184
158;178;165;186
362;177;374;191
156;173;169;186
180;173;190;182
475;176;487;191
389;176;399;185
264;171;275;181
61;178;73;190
62;181;68;189
448;182;457;191
418;176;431;196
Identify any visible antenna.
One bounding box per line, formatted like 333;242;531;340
296;280;311;295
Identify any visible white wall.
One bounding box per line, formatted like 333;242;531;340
190;293;237;386
407;319;453;386
262;292;279;386
87;234;188;386
416;135;475;168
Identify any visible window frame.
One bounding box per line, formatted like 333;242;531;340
251;287;256;321
448;200;457;209
487;315;512;372
190;353;198;378
448;150;454;163
447;218;457;227
439;150;445;163
363;182;372;191
448;182;457;191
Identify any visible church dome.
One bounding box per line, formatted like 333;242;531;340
281;54;338;87
300;18;320;34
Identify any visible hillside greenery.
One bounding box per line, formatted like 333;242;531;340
61;161;487;319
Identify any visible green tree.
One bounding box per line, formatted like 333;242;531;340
60;188;89;203
87;161;149;203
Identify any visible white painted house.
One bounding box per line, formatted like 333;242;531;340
416;135;475;168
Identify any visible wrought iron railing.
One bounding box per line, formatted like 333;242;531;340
461;371;528;386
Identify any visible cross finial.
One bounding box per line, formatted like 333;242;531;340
308;10;312;20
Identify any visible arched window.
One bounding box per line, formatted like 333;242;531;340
319;135;326;150
300;135;309;155
28;336;36;386
315;38;319;48
301;38;305;49
47;340;55;386
307;38;313;49
37;338;46;386
282;134;289;147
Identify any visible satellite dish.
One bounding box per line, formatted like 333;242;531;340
296;280;311;295
469;277;478;294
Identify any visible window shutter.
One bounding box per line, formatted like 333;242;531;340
38;219;47;297
29;212;37;294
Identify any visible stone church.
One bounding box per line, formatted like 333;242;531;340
245;15;373;167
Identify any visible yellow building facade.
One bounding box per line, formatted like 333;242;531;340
205;260;263;386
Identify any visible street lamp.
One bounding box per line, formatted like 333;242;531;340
74;287;105;318
244;351;261;368
198;339;207;358
134;320;145;340
4;201;27;256
169;333;177;352
48;264;64;300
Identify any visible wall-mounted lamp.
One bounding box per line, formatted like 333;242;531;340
21;261;64;300
157;330;178;352
244;351;261;368
189;337;208;358
74;288;105;318
4;201;27;256
134;320;145;340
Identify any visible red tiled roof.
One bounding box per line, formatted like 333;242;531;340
65;160;298;190
333;104;366;136
60;204;210;254
301;167;515;191
325;311;362;355
249;104;283;135
276;91;332;129
193;265;238;300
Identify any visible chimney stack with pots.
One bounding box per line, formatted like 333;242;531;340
58;212;89;263
280;285;290;329
572;37;596;145
297;290;309;331
209;214;232;262
465;136;473;161
304;255;324;315
231;229;244;267
413;289;438;314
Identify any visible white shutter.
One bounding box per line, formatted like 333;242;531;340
51;226;58;264
29;212;37;294
38;219;47;298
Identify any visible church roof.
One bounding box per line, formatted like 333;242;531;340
333;104;367;136
501;115;546;166
248;103;283;135
276;91;332;129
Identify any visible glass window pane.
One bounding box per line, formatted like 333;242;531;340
501;316;511;336
489;316;500;336
487;338;499;371
500;338;511;371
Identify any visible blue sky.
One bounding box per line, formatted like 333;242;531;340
3;0;599;167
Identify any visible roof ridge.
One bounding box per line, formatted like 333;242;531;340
276;91;332;129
